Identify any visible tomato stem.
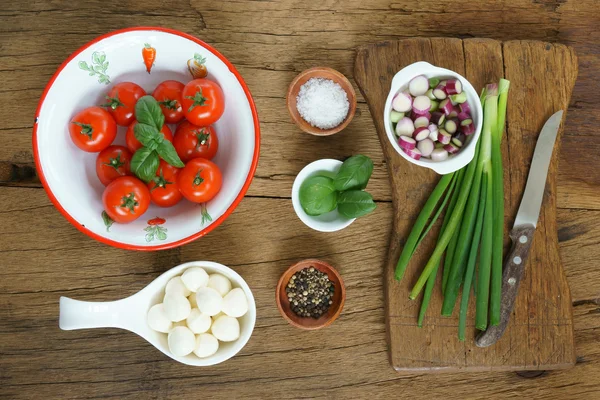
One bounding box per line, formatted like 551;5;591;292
193;169;205;187
195;129;210;147
103;154;125;171
185;89;208;113
101;91;125;110
72;122;93;139
158;99;179;110
120;192;139;214
150;168;173;191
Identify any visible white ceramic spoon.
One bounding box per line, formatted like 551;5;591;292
59;261;256;366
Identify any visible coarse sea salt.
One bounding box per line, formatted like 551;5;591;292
296;78;349;130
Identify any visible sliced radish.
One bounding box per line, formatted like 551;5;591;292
426;88;437;100
413;127;430;141
444;119;458;134
430;100;439;112
435;141;445;149
412;95;431;114
409;75;429;97
395;117;415;137
417;138;434;157
390;110;405;123
457;111;471;121
440;99;453;116
461;120;475;135
433;85;447;100
437;129;452;144
448;106;460;118
444;143;460;154
403;147;422;160
439;80;447;86
392;92;412;112
452;132;466;147
427;124;439;140
414;116;430;128
411;110;431;120
431;148;449;162
399;136;416;150
459;102;471;114
445;79;462;95
431;111;446;126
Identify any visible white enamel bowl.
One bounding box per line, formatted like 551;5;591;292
59;261;256;366
33;28;260;250
384;61;482;175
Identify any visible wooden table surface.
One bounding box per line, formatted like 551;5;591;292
1;1;599;399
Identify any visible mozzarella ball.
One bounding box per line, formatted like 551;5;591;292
211;312;225;321
207;274;232;296
195;287;223;316
165;276;191;297
186;308;212;334
181;267;209;292
188;293;198;308
168;326;196;357
211;315;240;342
172;320;187;328
221;288;249;318
194;333;219;358
163;294;191;322
147;304;173;333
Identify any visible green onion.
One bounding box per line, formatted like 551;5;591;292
441;169;465;294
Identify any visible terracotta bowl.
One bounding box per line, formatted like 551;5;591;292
286;67;357;136
276;259;345;330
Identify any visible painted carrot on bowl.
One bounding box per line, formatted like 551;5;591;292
142;43;156;74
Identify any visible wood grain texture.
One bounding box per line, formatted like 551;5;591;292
354;38;578;372
1;0;600;398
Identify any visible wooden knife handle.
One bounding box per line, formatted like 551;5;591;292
475;224;536;347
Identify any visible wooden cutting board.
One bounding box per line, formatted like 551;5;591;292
354;38;578;373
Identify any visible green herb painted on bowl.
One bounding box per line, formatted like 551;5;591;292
337;190;377;218
333;155;374;191
299;175;338;216
78;51;110;85
101;211;114;232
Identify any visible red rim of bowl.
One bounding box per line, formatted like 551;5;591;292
32;27;261;251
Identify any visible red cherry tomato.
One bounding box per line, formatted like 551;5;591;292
173;121;219;163
102;176;150;223
177;158;222;203
96;145;132;186
125;121;173;153
152;80;185;124
69;106;117;152
147;160;183;207
181;79;225;126
102;82;146;126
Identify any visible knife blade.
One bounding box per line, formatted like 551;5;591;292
476;110;563;348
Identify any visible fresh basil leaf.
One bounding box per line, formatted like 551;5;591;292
299;175;338;216
134;122;162;147
131;148;160;183
156;140;185;168
135;95;165;131
337;190;376;219
333;155;374;191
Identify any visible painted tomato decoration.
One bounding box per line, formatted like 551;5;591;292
96;145;132;186
181;78;225;126
177;158;222;203
102;176;150;223
102;82;146;126
173;121;219;162
125;121;173;153
69;106;117;152
152;80;185;123
147;159;183;207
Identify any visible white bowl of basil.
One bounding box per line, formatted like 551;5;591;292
291;156;376;232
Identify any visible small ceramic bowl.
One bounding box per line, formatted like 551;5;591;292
276;259;345;330
291;159;355;232
286;67;357;136
384;61;483;175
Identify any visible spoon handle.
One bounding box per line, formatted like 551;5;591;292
59;296;140;331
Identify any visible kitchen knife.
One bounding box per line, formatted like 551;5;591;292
475;110;564;348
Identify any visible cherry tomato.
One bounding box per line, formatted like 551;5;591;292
69;106;117;152
181;79;225;126
173;121;219;162
152;80;185;123
125;121;173;153
147;160;183;207
96;145;132;186
177;158;222;203
102;82;146;126
102;176;150;223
